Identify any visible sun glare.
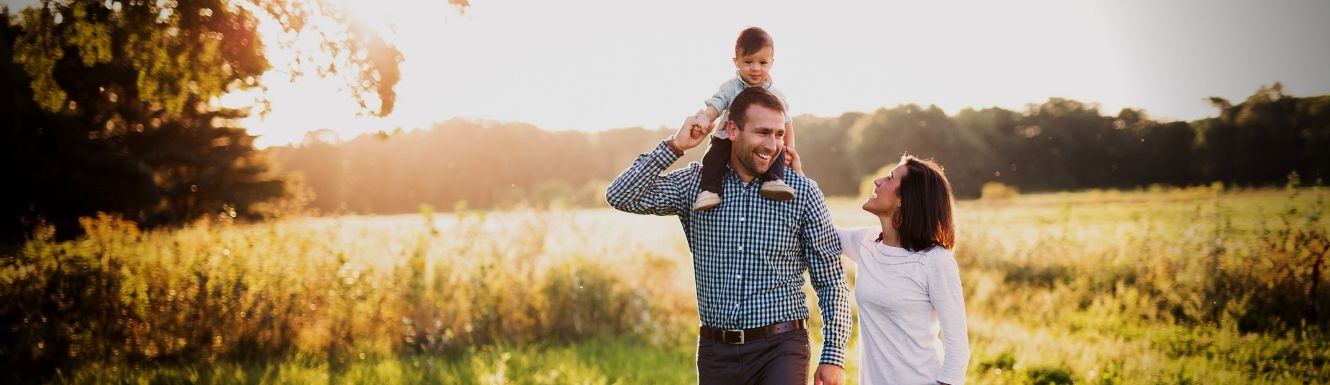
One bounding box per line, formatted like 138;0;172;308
219;0;430;147
214;0;1329;149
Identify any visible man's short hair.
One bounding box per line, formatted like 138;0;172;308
735;27;773;57
729;87;786;130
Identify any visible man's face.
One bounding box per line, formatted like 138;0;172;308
727;104;786;182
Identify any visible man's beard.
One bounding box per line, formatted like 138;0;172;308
735;144;777;178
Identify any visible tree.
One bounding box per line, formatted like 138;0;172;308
1;0;468;240
1197;83;1330;186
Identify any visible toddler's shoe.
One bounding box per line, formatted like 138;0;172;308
759;180;795;201
692;191;721;211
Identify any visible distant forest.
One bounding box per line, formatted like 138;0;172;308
272;83;1330;214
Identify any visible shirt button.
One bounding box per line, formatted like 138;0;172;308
738;246;744;252
734;303;740;308
739;217;745;222
736;274;742;279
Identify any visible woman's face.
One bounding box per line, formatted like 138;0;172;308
863;163;908;215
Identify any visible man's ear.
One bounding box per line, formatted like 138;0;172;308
726;120;738;138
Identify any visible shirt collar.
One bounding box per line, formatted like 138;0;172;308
869;233;917;257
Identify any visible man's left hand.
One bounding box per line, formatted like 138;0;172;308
813;364;844;385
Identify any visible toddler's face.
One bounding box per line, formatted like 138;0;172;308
733;46;774;86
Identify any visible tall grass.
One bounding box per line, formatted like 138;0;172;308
943;184;1329;384
1;186;1327;384
0;209;697;383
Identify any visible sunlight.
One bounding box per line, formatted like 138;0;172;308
213;0;1329;149
215;0;479;147
223;0;1135;148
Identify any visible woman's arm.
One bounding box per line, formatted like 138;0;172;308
928;249;970;385
784;121;795;148
834;227;861;264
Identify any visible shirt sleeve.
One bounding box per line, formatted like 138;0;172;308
835;227;863;264
927;248;970;385
604;140;694;216
801;181;851;367
770;87;794;124
705;79;742;115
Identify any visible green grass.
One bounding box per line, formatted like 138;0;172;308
54;337;696;385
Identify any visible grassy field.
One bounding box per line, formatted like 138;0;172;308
2;186;1328;384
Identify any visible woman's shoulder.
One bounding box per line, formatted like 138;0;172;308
920;246;959;269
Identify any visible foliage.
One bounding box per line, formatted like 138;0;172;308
980;182;1019;201
0;208;692;382
0;0;468;241
268;86;1330;215
2;189;1329;383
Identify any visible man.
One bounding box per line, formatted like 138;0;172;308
606;87;850;385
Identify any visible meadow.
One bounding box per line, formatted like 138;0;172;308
1;185;1327;384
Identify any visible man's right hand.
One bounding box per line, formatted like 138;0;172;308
694;110;715;134
673;114;709;152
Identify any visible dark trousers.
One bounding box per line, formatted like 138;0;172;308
699;136;787;197
696;329;810;385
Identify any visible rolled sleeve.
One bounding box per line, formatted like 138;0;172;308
604;140;693;216
705;79;742;115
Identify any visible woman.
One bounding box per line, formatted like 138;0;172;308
790;149;969;385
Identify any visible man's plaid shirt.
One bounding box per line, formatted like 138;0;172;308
605;140;851;367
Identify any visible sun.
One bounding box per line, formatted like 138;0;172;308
210;1;372;143
326;0;400;36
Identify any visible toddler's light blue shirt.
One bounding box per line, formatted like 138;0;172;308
706;71;792;140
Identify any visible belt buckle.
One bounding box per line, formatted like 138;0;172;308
722;329;745;344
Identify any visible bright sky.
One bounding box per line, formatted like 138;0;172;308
6;0;1329;148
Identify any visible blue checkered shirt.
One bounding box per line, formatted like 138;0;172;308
605;140;851;367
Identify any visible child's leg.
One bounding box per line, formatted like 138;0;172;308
699;137;731;195
694;137;731;211
764;149;787;182
758;148;795;201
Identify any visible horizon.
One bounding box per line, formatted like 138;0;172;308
269;86;1313;149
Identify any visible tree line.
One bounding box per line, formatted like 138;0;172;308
271;83;1330;215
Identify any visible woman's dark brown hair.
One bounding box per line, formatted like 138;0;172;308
897;155;956;252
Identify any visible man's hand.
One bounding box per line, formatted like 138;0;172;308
673;114;709;152
785;146;804;175
694;110;715;135
813;364;844;385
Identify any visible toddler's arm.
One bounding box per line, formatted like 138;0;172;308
784;121;796;148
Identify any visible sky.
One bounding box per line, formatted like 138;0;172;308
6;0;1329;148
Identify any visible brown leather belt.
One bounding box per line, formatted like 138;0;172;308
700;319;806;345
